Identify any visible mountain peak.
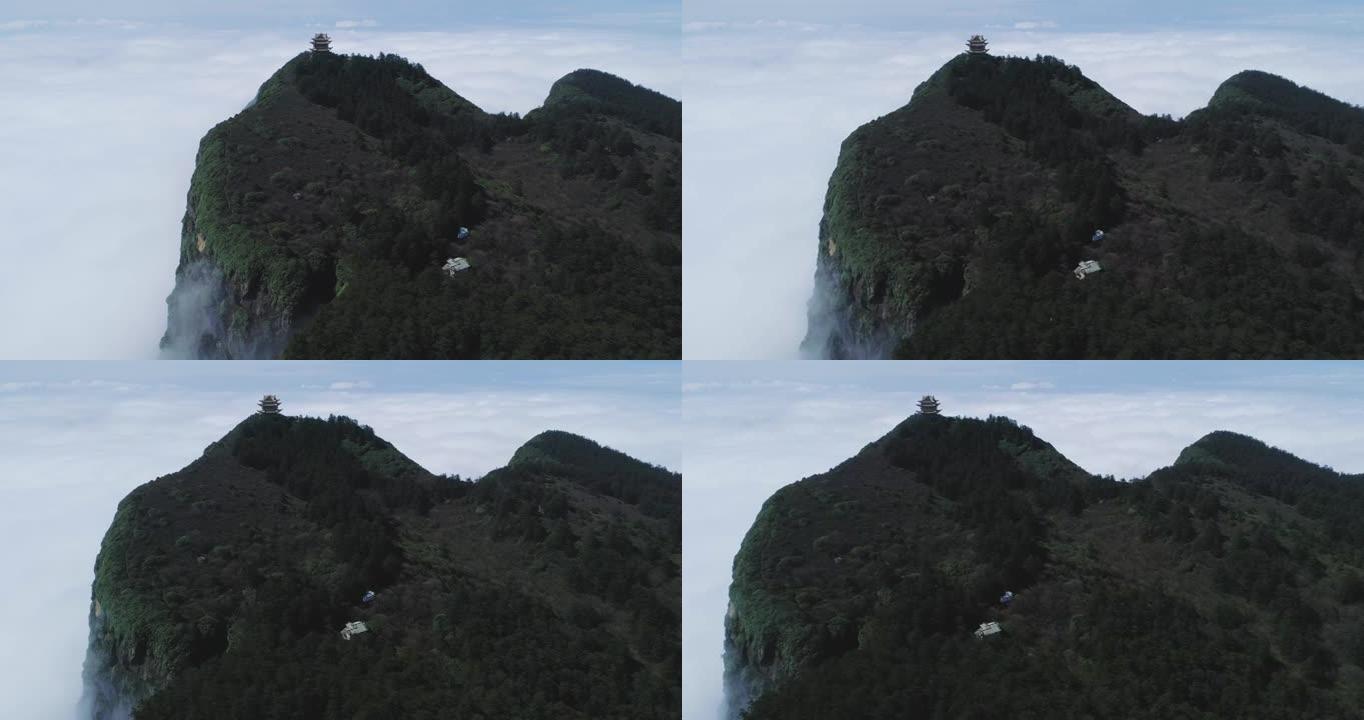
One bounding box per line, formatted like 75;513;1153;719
509;430;679;517
545;68;652;106
509;429;608;468
542;68;681;139
909;53;1135;119
726;416;1364;719
804;47;1364;360
1210;69;1318;111
878;413;1093;487
1174;430;1332;478
160;47;681;360
509;429;667;481
1206;69;1364;145
84;418;678;718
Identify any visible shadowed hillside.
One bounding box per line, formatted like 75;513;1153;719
726;412;1364;718
82;413;680;719
161;52;681;360
804;53;1364;359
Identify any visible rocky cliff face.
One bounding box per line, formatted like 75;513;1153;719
159;58;360;359
162;53;682;359
724;414;1364;719
80;601;140;720
81;414;681;719
804;54;1364;359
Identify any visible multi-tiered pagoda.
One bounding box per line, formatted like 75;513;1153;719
966;35;989;55
258;395;282;414
311;33;332;54
917;395;942;415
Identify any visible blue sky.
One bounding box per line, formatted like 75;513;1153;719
5;359;680;397
2;0;679;31
682;361;1364;720
683;0;1364;32
0;360;678;720
684;360;1364;403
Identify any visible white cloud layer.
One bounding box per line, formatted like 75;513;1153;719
0;361;678;720
681;361;1364;720
0;22;679;358
682;24;1364;358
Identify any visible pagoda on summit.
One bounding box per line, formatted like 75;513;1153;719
917;395;942;415
966;34;989;55
311;33;333;54
258;395;282;415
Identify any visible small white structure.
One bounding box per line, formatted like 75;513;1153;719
1091;229;1105;242
442;257;471;276
457;227;470;240
340;621;369;640
1000;590;1014;606
974;621;1002;639
1074;260;1102;279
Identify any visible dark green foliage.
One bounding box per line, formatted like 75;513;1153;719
511;430;683;522
897;222;1364;358
165;52;680;359
286;220;680;359
882;416;1076;589
543;69;682;141
1213;70;1364;153
228;414;453;590
88;416;680;720
744;582;1329;720
945;55;1156;230
730;418;1364;720
1182;431;1364;547
809;54;1364;360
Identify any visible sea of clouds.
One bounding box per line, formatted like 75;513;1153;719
0;361;679;719
682;23;1364;358
0;19;679;359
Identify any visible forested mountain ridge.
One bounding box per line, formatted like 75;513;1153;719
725;413;1364;719
537;69;682;140
803;53;1364;359
161;52;681;360
81;413;681;719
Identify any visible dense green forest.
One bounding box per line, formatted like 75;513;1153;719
539;68;683;141
728;414;1364;719
805;53;1364;359
162;52;680;360
85;414;680;719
